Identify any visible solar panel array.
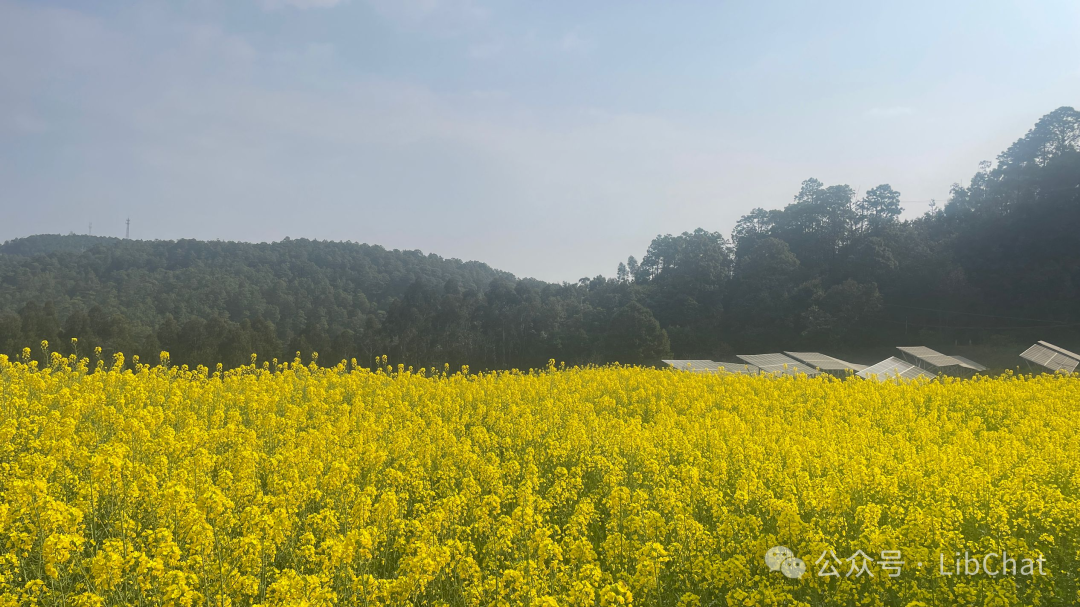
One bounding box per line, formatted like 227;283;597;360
737;353;820;376
896;346;966;369
1020;342;1080;373
784;352;866;372
664;341;1077;377
857;356;935;381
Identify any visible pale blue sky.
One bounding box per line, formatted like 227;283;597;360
2;0;1078;281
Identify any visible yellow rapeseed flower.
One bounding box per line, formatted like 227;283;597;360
0;354;1076;605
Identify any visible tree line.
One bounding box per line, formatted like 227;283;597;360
2;107;1077;370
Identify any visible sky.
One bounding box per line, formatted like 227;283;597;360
1;0;1078;282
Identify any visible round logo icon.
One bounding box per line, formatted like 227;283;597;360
780;556;806;579
765;546;794;571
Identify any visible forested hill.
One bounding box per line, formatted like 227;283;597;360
0;234;124;257
2;106;1078;370
0;237;514;366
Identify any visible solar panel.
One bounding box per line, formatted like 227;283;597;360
949;355;987;372
785;352;866;372
737;353;820;376
662;360;764;374
662;360;724;372
737;353;800;367
857;356;935;381
1020;344;1065;371
1020;343;1080;373
716;362;760;374
1039;341;1080;361
897;346;966;369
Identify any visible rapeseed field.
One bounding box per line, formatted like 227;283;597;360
1;348;1078;606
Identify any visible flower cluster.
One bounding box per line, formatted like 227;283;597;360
0;352;1077;606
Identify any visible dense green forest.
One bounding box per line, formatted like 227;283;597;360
2;107;1078;370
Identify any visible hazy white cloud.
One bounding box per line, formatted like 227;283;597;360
558;31;594;54
365;0;488;28
269;42;336;66
466;89;510;101
467;41;502;59
4;113;50;133
865;106;915;118
258;0;346;10
469;30;595;62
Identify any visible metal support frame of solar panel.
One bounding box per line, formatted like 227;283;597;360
784;352;866;374
857;357;935;381
662;360;724;373
1019;342;1080;373
896;346;967;371
736;353;821;376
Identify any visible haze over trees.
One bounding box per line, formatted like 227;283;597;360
1;107;1078;369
